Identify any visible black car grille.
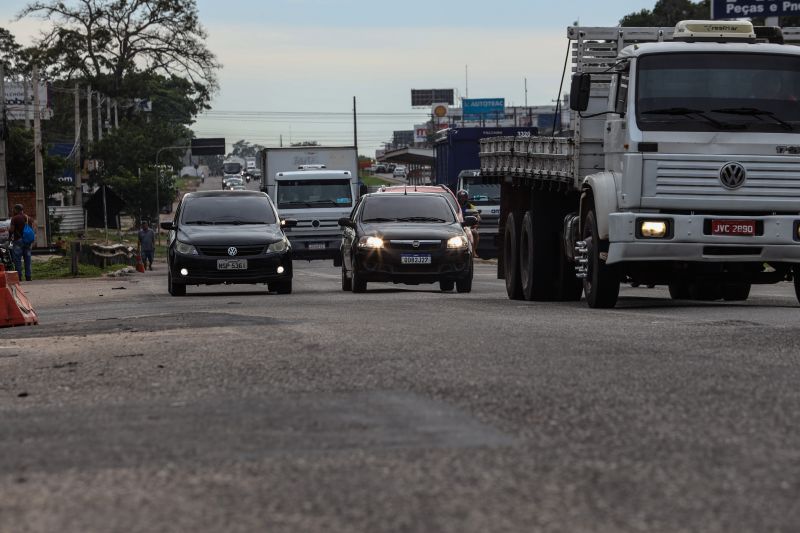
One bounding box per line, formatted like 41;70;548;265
196;245;266;257
386;240;442;251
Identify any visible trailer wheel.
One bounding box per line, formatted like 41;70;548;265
721;283;751;301
519;210;555;301
582;209;620;308
503;212;524;300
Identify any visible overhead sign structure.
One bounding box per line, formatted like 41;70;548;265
3;81;52;120
411;89;455;107
711;0;800;18
463;98;505;121
191;137;226;156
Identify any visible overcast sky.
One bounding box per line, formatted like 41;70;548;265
1;0;658;154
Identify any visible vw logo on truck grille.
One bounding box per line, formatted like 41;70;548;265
227;247;238;256
719;162;747;189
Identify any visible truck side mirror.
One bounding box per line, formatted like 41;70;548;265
569;73;591;112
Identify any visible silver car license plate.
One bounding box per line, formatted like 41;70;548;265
217;259;248;270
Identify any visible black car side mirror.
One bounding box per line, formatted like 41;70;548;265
462;216;478;228
338;217;354;228
160;222;174;231
281;218;298;228
570;73;591;112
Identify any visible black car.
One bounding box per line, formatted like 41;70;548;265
161;191;295;296
339;192;477;293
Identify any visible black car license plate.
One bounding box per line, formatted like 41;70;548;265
217;259;248;270
400;254;432;265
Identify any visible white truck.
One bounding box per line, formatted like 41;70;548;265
259;146;361;265
480;20;800;308
457;169;501;259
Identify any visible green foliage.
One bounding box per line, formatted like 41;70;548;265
32;256;129;279
230;140;266;159
5;126;68;195
620;0;710;26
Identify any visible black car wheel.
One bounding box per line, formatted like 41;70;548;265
351;265;367;293
269;280;292;294
341;265;352;291
168;270;186;297
439;279;455;292
456;262;473;293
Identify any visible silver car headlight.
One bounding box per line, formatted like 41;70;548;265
175;240;198;255
267;237;290;253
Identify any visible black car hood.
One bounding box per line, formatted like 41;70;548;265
359;222;464;240
178;224;284;245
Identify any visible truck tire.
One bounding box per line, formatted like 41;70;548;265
690;282;722;301
519;210;555;301
721;283;751;301
557;238;583;301
582;209;620;308
168;271;186;297
668;282;691;300
341;265;352;291
503;212;524;300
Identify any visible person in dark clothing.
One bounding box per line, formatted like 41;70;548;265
138;221;156;270
9;204;33;281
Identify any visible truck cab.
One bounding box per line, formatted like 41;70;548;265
457;170;501;259
274;170;358;264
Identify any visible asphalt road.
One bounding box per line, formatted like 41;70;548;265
4;176;800;532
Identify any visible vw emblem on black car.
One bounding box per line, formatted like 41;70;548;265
719;162;747;189
227;247;238;256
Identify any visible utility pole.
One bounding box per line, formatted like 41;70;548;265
33;66;46;247
106;97;111;133
23;78;30;130
86;85;93;144
0;64;8;219
465;65;469;98
113;100;118;129
73;82;82;206
97;93;103;141
524;77;528;107
353;96;358;153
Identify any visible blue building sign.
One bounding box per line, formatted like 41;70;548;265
712;0;800;18
462;98;505;121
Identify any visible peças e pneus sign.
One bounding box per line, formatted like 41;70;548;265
712;0;800;18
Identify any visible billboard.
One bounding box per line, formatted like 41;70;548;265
411;89;455;107
414;124;429;144
4;81;52;120
711;0;800;17
191;137;226;156
463;98;505;121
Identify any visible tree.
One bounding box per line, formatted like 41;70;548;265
0;27;22;73
230;140;266;159
5;126;67;195
17;0;220;109
620;0;710;26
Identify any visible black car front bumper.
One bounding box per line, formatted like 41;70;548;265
169;251;292;285
354;247;471;284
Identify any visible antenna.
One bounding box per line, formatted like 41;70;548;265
465;65;469;98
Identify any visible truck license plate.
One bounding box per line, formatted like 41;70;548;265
401;254;432;265
711;220;756;236
308;243;326;250
217;259;248;270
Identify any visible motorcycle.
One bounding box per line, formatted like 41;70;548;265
0;241;14;272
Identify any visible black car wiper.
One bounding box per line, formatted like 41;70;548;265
362;217;396;222
280;202;313;208
184;220;214;225
641;107;743;130
395;216;447;223
308;200;341;207
711;107;794;131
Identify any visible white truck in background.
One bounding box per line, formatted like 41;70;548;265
457;169;501;259
481;20;800;308
259;146;362;265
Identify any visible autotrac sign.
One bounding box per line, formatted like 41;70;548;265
712;0;800;17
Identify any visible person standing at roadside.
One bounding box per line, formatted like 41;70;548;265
9;204;34;282
138;221;156;271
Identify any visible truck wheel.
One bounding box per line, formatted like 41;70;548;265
582;210;619;308
519;210;555;301
557;238;583;301
269;280;292;294
668;282;691;300
351;266;367;293
341;265;352;291
721;283;751;301
503;212;524;300
690;282;722;301
168;271;186;297
439;279;455;292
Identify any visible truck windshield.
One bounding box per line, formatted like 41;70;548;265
636;53;800;132
276;179;353;209
223;163;242;174
462;180;501;205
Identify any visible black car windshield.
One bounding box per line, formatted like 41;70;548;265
277;179;352;209
181;196;277;225
462;179;500;205
361;195;455;223
637;53;800;132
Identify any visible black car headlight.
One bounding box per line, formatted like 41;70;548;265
175;240;198;255
267;237;290;253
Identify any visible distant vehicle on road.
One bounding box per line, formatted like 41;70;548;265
374;163;388;173
393;165;407;178
230;185;247;191
161;190;295;296
339;192;476;293
224;177;244;189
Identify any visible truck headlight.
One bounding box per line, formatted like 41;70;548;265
447;235;468;249
639;220;669;239
267;237;290;253
358;236;384;249
175;240;198;255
